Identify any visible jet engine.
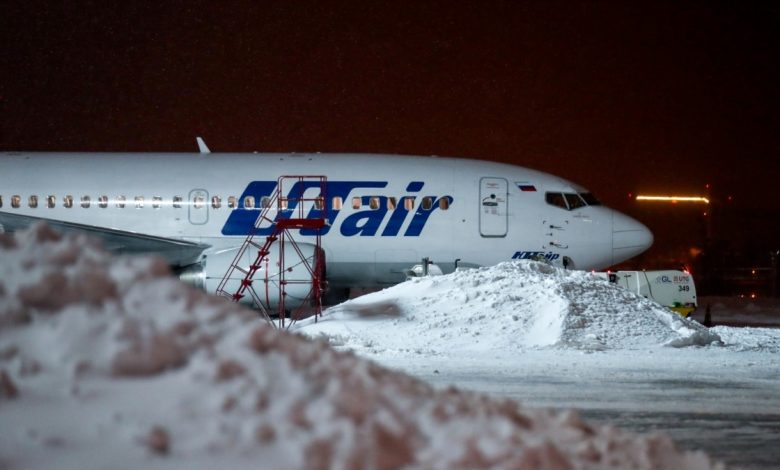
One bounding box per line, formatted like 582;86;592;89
179;243;322;311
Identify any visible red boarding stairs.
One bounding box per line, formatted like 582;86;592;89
215;176;327;328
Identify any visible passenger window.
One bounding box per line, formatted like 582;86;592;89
278;197;288;210
403;197;415;211
47;195;56;208
153;196;162;209
387;197;397;210
421;197;433;210
212;196;221;209
314;197;324;210
439;198;450;210
11;195;21;208
545;192;567;210
28;195;38;209
63;195;73;208
369;197;380;210
352;197;361;209
227;196;237;209
564;193;586;210
243;196;255;209
135;196;144;208
261;196;271;209
81;196;91;208
332;196;343;210
193;196;205;209
99;195;108;208
116;196;126;208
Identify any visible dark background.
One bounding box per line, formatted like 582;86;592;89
2;1;778;292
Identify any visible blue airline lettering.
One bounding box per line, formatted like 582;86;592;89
512;251;560;261
381;196;412;236
404;196;454;237
220;181;278;236
341;195;389;236
221;181;453;237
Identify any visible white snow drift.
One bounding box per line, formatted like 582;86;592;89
297;261;720;357
0;224;725;469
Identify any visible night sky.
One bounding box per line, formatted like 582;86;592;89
2;1;779;216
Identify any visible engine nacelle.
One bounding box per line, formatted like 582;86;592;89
180;243;321;311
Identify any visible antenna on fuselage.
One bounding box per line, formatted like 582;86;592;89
196;136;211;154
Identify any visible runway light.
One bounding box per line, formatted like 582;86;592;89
635;195;710;204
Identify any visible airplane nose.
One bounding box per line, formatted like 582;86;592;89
612;211;653;264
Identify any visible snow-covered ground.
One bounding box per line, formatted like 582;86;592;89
294;265;780;469
298;261;722;354
1;224;777;468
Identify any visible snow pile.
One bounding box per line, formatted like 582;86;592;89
0;224;726;469
710;326;780;353
0;223;252;377
299;262;720;356
554;269;720;349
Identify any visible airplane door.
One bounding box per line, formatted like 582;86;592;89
479;177;508;237
188;189;209;225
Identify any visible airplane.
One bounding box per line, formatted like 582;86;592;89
0;142;653;308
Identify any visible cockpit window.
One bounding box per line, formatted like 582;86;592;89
565;193;586;210
545;192;567;209
579;192;601;205
546;192;595;211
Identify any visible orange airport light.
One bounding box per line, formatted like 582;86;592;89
635;195;710;204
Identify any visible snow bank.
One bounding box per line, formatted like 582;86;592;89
0;223;250;378
0;224;725;469
710;326;780;353
299;262;720;357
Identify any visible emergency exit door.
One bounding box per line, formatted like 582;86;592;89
188;189;209;225
479;177;507;237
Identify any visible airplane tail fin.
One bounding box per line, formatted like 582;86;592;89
196;137;211;154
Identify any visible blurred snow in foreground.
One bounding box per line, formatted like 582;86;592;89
0;224;726;469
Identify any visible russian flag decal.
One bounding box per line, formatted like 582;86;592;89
516;182;537;192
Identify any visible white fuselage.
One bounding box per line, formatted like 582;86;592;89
0;152;653;289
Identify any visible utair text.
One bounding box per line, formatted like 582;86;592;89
221;180;454;237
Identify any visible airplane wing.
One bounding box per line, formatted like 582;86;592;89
0;211;208;267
